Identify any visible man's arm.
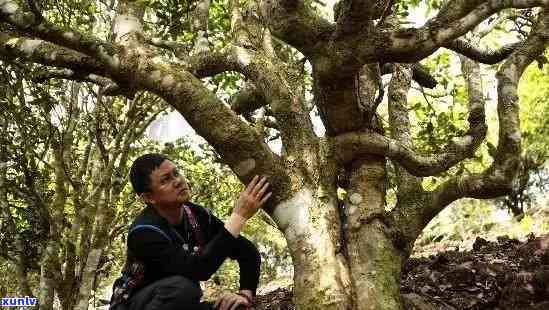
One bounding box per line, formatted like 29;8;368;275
231;236;261;296
206;213;261;294
202;175;270;294
210;176;270;310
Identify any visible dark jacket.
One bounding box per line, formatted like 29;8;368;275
126;202;261;295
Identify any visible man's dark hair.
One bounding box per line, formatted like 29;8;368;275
129;153;170;195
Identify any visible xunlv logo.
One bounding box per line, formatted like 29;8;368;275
1;297;37;307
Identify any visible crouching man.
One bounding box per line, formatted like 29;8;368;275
110;153;272;310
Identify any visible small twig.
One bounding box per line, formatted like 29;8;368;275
412;86;447;98
26;0;44;24
418;86;438;135
374;75;385;105
377;0;395;27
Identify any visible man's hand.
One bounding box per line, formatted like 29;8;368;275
238;290;253;301
214;291;251;310
233;175;271;219
225;175;271;238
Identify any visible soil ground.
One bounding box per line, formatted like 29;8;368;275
252;233;549;310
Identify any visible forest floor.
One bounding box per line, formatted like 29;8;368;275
252;233;549;310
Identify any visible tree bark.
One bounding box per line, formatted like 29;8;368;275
39;147;66;310
344;156;405;310
273;188;353;310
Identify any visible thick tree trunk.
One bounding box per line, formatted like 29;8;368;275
289;46;405;308
74;248;102;310
40;148;67;310
350;234;404;310
39;243;59;310
74;187;116;310
276;183;406;310
344;157;405;310
274;188;353;309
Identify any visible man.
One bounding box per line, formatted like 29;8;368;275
115;153;271;310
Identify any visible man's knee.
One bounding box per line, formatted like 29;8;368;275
130;275;203;310
156;275;202;302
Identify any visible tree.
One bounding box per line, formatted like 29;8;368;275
0;60;164;309
1;0;548;309
496;64;549;218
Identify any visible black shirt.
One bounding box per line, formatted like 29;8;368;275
126;202;261;294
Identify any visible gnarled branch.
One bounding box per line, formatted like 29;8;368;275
259;0;334;58
191;0;211;54
333;123;485;177
444;39;521;64
32;68;129;97
230;83;268;114
334;0;393;35
146;37;190;59
426;7;549;226
387;64;423;193
371;0;548;63
335;43;488;177
0;0;119;67
381;63;437;89
32;68;113;86
0;32;108;76
216;1;318;160
186;48;246;78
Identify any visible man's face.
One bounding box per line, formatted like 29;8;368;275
142;160;191;208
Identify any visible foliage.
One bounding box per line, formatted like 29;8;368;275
518;60;549;159
493;58;549;217
0;58;167;304
417;60;549;250
417;197;549;252
0;61;58;274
